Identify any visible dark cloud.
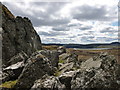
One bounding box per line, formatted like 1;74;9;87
71;5;115;21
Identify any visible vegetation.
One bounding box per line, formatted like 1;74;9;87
42;45;58;50
59;59;65;64
0;80;18;88
67;48;120;64
54;70;61;76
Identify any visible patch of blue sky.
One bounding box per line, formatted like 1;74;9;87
111;21;118;26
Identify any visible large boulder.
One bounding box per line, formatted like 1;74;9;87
59;71;75;90
32;50;59;67
59;62;74;74
57;46;66;55
14;53;55;89
1;4;42;65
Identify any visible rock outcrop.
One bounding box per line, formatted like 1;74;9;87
30;52;120;89
71;52;120;89
14;53;55;89
2;4;42;66
1;3;120;90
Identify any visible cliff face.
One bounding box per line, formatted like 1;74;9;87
1;4;42;65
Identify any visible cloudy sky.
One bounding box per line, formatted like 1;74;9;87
2;0;119;44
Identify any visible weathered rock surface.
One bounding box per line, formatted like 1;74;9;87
39;50;59;67
1;61;24;83
59;71;75;89
7;51;28;67
71;52;120;89
59;62;74;74
14;53;55;89
32;50;59;68
0;51;28;83
2;4;42;65
31;74;66;89
59;53;70;61
57;46;66;55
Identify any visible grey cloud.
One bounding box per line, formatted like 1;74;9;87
42;37;61;43
77;32;94;36
71;5;115;21
79;26;93;30
81;36;95;42
67;35;76;38
77;34;83;36
3;2;27;16
100;27;118;33
52;25;69;31
3;2;70;27
67;23;82;27
38;31;67;36
97;37;118;42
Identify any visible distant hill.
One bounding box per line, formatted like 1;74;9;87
42;42;120;49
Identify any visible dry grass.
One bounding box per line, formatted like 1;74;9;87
0;80;18;88
42;45;59;50
67;48;120;64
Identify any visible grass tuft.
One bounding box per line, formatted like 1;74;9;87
0;80;18;88
59;59;65;64
54;70;61;76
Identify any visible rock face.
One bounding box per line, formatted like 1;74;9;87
2;4;42;65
